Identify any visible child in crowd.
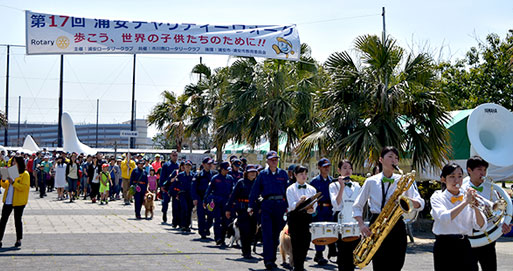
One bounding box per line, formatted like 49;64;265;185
99;164;112;205
148;168;158;194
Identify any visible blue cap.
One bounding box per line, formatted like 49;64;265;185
202;157;213;164
245;164;258;172
266;151;279;160
232;159;241;166
317;158;331;167
240;157;247;163
229;155;238;162
287;164;296;171
184;160;193;166
220;161;231;170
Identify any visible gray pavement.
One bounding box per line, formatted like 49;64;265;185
0;188;512;270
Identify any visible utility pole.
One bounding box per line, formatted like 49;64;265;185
57;54;64;147
382;6;389;89
96;99;99;148
130;54;136;149
17;96;21;146
4;45;9;146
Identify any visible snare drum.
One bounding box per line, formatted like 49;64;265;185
340;222;361;242
310;222;339;245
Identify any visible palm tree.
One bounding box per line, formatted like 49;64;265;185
147;90;188;152
221;44;322;152
297;35;450;170
181;64;230;161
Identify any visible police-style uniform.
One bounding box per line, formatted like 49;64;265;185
286;181;317;271
329;179;361;271
430;189;486;271
352;172;425;271
160;160;179;225
192;158;215;238
177;164;195;231
130;165;148;219
204;163;235;245
226;164;258;258
462;176;499;271
248;151;288;269
310;158;336;262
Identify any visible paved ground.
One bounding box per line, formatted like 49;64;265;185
0;188;512;270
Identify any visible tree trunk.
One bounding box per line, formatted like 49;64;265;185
176;137;182;153
216;141;223;162
269;127;279;152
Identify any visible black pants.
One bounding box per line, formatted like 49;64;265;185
38;178;46;198
179;193;192;229
471;241;496;271
370;215;407;271
171;196;181;226
90;182;100;200
434;235;474;271
237;211;257;257
336;235;360;271
288;210;312;271
0;204;26;241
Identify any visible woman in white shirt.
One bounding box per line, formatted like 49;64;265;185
353;146;424;271
53;156;67;200
285;165;316;271
430;163;486;271
329;159;360;271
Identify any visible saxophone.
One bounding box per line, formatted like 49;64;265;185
353;166;417;269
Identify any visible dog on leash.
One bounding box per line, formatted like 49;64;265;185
143;192;155;219
227;218;241;247
279;224;293;268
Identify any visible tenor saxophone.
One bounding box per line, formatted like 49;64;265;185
353;166;417;269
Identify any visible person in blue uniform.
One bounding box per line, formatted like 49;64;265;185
159;151;179;224
192;157;216;239
239;157;248;171
226;164;259;259
310;158;336;264
130;159;148;220
248;151;289;270
229;158;243;181
177;160;195;232
287;164;296;186
204;161;235;247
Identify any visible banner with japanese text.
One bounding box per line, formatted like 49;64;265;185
25;11;300;61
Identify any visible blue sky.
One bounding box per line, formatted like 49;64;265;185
0;0;511;137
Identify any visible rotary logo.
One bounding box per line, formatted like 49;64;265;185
56;36;70;49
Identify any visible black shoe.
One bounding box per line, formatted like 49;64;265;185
200;234;207;239
314;255;328;265
14;240;21;247
243;254;254;260
265;262;277;270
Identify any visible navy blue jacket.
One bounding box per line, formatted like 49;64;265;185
191;169;215;201
130;167;148;192
227;178;256;211
309;174;334;204
204;173;235;203
229;169;243;181
160;161;179;187
249;167;288;209
177;171;195;194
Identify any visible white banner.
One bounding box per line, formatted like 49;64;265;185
25;11;301;61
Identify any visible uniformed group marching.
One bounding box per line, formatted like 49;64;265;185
126;147;512;271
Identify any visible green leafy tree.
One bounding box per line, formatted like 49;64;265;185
220;44;322;152
298;35;450;170
438;32;513;110
147;90;188;152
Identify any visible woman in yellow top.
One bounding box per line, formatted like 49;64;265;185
0;156;30;248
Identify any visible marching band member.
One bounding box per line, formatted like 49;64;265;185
353;146;424;271
329;159;361;271
431;163;486;271
310;158;336;264
461;156;513;271
286;165;316;271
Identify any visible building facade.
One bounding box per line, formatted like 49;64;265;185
1;119;152;149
